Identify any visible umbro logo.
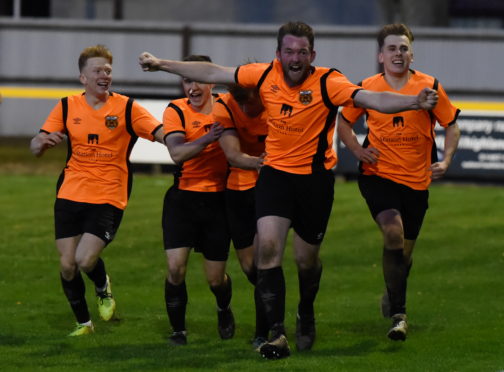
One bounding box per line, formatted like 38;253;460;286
280;103;293;117
270;85;280;93
73;117;82;125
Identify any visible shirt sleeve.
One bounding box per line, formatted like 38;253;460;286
163;104;186;136
131;101;162;141
40;100;65;133
235;63;270;88
432;82;460;127
213;96;235;130
340;104;366;125
325;71;363;109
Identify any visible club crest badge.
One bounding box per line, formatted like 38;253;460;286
105;115;119;129
299;90;312;105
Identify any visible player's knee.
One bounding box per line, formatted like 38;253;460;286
167;265;186;285
60;261;78;280
295;256;319;272
257;239;281;267
207;274;225;288
75;255;96;273
382;225;404;250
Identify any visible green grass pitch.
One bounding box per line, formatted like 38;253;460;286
0;170;503;371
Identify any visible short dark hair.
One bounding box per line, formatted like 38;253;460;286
377;23;414;49
78;45;113;72
277;21;314;52
228;84;258;105
183;55;212;63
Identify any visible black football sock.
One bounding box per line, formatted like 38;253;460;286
298;264;323;320
244;265;268;338
245;265;257;286
383;248;407;315
61;271;90;324
257;266;286;339
210;274;232;311
84;257;107;291
165;279;188;333
406;259;413;278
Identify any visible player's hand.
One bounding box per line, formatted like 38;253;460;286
204;122;224;143
417;88;438;110
43;131;65;149
430;161;448;180
354;146;379;164
256;152;266;171
139;52;161;72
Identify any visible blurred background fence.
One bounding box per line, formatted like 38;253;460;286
1;0;504;180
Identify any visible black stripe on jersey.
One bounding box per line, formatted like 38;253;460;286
166;102;186;189
216;98;236;126
56;97;71;195
168;102;185;128
151;124;163;138
312;70;340;173
125;97;138;200
433;78;439;91
256;62;273;91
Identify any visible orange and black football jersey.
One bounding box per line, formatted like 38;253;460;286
213;93;268;190
236;59;361;174
340;70;460;190
40;92;162;210
164;97;228;192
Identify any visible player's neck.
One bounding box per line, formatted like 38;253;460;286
383;70;411;91
85;91;109;110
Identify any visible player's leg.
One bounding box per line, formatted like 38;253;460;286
384;187;428;341
292;169;334;351
203;259;234;339
293;233;322;351
76;203;123;322
255;215;291;358
162;187;195;345
200;190;234;340
254;166;294;359
164;247;190;345
226;188;268;344
54;198;93;335
358;175;409;338
57;236;95;336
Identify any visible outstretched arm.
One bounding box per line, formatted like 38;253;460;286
219;130;263;170
30;131;65;157
337;113;379;164
165;122;224;164
430;123;461;180
139;52;236;85
354;87;438;113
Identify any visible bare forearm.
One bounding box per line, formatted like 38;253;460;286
355;88;437;113
443;123;461;165
337;119;363;156
30;136;46;157
158;60;234;84
227;151;261;170
30;132;64;157
355;90;418;113
167;137;211;164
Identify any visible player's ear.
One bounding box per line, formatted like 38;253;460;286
310;49;316;63
79;73;86;85
275;49;281;60
378;50;384;64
